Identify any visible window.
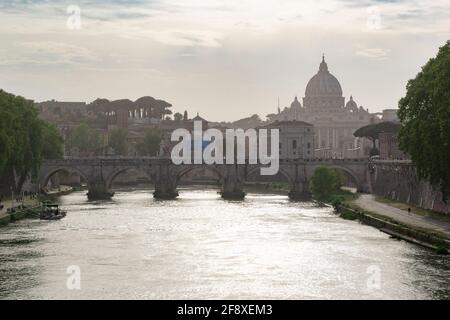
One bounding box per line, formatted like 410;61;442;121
307;142;311;149
292;140;297;149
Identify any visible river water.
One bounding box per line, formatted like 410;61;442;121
0;188;449;299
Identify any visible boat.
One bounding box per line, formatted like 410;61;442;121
40;203;67;220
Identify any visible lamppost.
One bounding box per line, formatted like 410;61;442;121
10;186;14;209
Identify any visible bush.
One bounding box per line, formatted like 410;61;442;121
330;195;344;209
310;166;344;202
340;209;358;220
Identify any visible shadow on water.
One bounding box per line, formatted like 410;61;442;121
407;250;450;299
0;234;43;298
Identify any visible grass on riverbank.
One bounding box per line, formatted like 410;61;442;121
341;195;450;241
374;196;450;223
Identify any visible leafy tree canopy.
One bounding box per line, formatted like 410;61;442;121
136;128;162;156
0;89;63;193
173;112;183;122
67;123;102;155
310;166;344;201
398;40;450;201
353;121;400;140
108;128;128;156
354;121;400;156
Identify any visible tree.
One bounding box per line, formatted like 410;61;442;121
135;96;173;120
108;128;128;155
0;90;63;194
354;121;400;156
136;129;162;156
310;166;343;201
174;112;183;122
67;123;102;155
40;121;64;160
398;40;450;201
183;110;188;121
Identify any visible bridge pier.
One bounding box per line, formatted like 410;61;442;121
288;179;311;200
153;163;179;200
221;180;246;200
220;165;245;200
87;182;114;200
153;183;179;199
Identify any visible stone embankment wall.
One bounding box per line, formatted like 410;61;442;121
370;160;449;214
337;205;450;251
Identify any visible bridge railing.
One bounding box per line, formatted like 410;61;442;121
43;156;369;166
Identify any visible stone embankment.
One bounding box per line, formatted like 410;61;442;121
335;203;450;253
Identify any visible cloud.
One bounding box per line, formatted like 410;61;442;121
355;48;390;59
0;0;449;121
0;42;99;66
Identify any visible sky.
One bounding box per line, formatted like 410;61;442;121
0;0;449;121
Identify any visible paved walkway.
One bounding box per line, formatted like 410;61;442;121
354;194;450;238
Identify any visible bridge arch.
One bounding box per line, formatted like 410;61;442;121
245;166;294;185
322;165;362;191
105;167;153;189
175;166;224;186
40;167;88;190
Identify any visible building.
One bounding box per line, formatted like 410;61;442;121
381;109;399;122
258;120;315;159
267;56;376;158
379;132;408;160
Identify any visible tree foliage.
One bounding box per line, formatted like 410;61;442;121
173;112;183;122
398;40;450;201
136;128;162;156
0;89;63;193
354;121;400;155
310;166;344;201
67;123;102;155
108;128;128;155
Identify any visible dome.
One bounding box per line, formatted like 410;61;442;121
305;56;343;97
346;96;358;109
290;96;302;109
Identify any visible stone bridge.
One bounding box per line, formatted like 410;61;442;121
37;157;370;200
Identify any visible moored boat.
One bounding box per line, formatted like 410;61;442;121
40;203;67;220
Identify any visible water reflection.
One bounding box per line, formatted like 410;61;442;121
0;188;449;299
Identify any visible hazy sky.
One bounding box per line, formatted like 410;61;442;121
0;0;449;121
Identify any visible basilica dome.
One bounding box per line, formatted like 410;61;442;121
290;96;302;109
345;96;358;109
305;56;343;97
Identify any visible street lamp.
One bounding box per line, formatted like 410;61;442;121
10;186;14;209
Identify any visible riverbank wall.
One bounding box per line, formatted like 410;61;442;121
0;201;43;228
336;204;450;253
371;161;449;214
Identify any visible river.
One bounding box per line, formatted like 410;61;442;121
0;188;449;299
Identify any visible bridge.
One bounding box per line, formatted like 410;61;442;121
37;157;370;200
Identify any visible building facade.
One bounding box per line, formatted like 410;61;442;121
259;120;315;159
268;56;376;158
